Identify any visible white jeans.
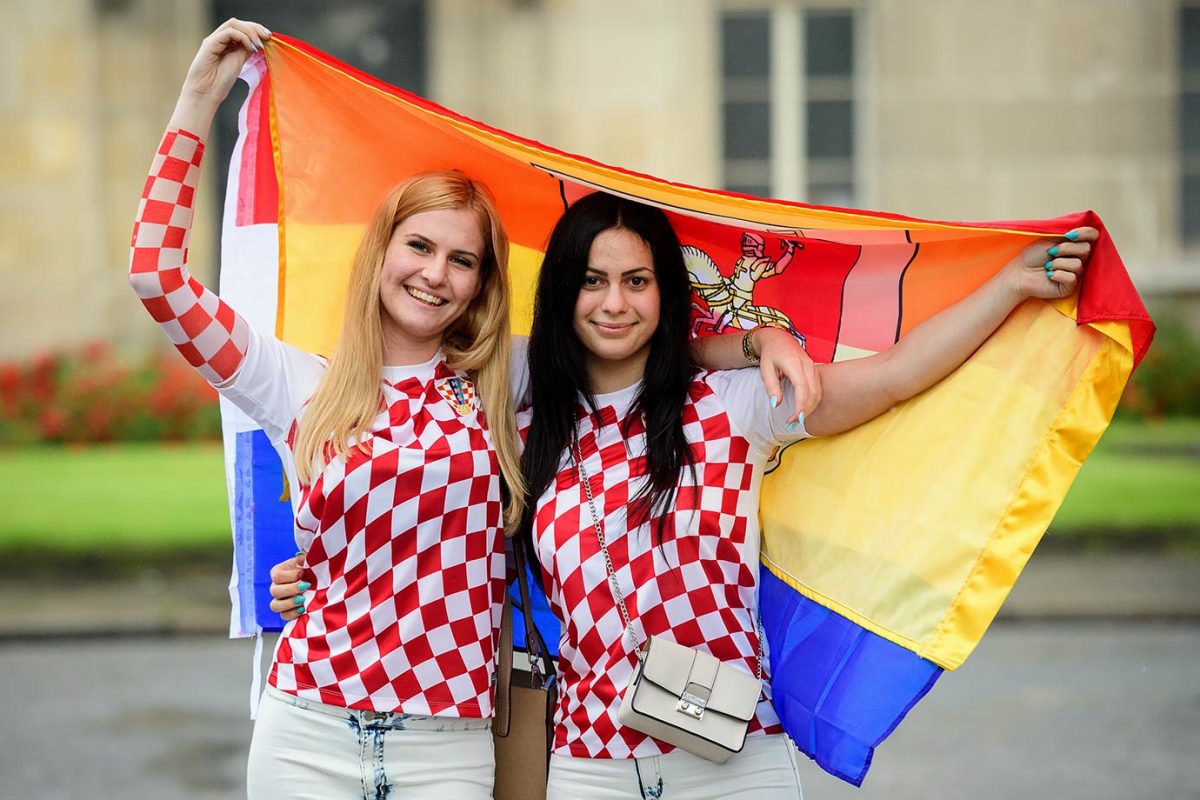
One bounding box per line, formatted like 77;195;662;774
247;686;494;799
546;734;804;800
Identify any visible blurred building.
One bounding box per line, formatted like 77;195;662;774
2;0;1196;358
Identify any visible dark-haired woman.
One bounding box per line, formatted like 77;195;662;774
519;192;1095;799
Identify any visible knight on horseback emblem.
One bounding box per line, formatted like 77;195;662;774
685;232;804;336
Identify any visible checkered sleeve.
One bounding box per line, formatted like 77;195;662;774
128;128;250;385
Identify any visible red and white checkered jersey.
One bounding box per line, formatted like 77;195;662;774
130;128;505;716
129;129;250;384
245;350;504;717
518;369;809;759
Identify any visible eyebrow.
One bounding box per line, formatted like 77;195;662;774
584;266;653;277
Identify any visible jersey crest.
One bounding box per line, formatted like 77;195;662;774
436;376;476;415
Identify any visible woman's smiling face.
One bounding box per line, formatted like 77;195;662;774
377;207;485;364
572;226;661;393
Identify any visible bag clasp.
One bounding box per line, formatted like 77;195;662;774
677;686;710;720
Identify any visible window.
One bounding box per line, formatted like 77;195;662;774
720;5;859;206
1181;2;1200;245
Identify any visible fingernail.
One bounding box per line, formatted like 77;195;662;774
293;596;304;605
1043;260;1054;270
295;551;305;558
1048;245;1059;257
298;581;312;591
1064;230;1079;241
797;412;805;427
770;395;780;408
297;607;306;616
786;420;797;431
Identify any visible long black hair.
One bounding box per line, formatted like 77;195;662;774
520;192;695;543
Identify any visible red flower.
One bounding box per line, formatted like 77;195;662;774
81;341;112;363
38;408;67;440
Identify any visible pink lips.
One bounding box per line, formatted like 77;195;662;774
592;321;634;336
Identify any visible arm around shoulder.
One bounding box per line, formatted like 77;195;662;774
691;326;820;426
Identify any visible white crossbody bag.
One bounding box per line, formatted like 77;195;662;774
573;432;763;764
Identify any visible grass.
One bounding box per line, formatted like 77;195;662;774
0;443;229;568
1051;417;1200;546
1086;416;1200;450
0;418;1196;567
1055;456;1200;528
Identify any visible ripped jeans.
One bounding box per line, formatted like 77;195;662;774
247;685;494;799
546;734;804;800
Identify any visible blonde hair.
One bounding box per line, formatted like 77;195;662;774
293;171;525;530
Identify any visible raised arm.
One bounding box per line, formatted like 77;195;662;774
127;19;271;385
805;228;1097;437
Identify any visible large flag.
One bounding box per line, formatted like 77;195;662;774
219;36;1153;785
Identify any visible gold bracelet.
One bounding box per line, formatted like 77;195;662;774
741;327;761;365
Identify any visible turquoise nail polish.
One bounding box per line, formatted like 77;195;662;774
293;596;304;605
1048;245;1059;257
786;421;797;431
770;395;780;408
797;412;805;427
1064;230;1079;241
1043;261;1053;270
297;606;306;616
298;581;312;591
294;550;305;558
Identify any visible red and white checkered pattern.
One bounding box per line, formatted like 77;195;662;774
273;363;505;715
131;130;504;716
519;373;783;759
129;129;250;384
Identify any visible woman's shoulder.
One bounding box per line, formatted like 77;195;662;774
689;366;763;400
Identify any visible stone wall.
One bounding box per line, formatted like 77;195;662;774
1;0;1193;359
0;0;210;359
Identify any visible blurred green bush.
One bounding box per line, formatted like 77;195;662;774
1118;312;1200;419
0;343;220;445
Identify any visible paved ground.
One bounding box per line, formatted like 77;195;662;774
806;622;1200;799
1;623;1196;799
0;552;1196;798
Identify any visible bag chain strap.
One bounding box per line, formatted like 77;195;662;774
572;427;763;681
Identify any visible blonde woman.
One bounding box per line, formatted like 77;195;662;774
129;20;523;798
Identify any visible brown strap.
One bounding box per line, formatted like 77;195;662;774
514;535;554;685
494;592;514;737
